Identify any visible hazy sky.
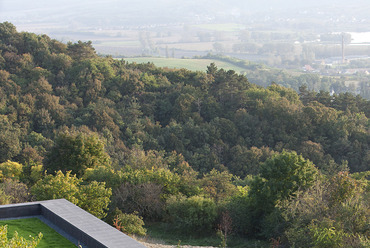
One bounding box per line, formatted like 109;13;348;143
1;0;369;40
1;0;369;26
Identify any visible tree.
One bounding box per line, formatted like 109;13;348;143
0;22;19;47
227;146;276;177
0;161;23;182
213;42;224;54
258;151;318;202
246;151;318;238
45;130;111;177
31;171;111;219
0;179;29;204
31;171;80;205
201;169;236;203
0;116;21;163
78;181;113;220
66;41;97;60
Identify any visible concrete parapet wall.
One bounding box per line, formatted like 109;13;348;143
0;199;146;248
0;202;41;218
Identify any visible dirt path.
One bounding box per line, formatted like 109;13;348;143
140;242;216;248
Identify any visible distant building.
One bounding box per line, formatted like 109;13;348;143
303;64;315;72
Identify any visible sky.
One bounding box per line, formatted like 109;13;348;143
1;0;369;45
1;0;369;27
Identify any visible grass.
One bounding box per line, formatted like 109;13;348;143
139;222;270;248
0;218;76;248
123;57;248;74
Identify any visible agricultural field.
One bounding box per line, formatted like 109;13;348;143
0;218;76;248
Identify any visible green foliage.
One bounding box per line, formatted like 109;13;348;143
45;130;111;177
227;145;276;177
29;164;43;184
77;181;112;219
0;179;29;203
31;171;80;204
83;166;121;189
0;22;369;244
259;150;318;201
31;171;111;219
113;209;147;236
244;151;318;238
119;167;183;197
67;40;97;60
166;195;217;233
0;188;10;205
0;161;23;181
309;223;348;248
0;116;21;163
201;169;237;203
0;225;42;248
282;172;369;247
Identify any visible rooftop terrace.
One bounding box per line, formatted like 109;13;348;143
0;199;146;248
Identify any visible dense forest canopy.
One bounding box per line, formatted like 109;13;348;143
0;22;368;174
0;22;368;247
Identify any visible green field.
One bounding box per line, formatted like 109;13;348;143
0;218;76;248
123;57;247;74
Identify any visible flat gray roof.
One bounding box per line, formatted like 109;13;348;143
0;199;146;248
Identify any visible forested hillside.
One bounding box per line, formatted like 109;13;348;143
0;22;369;247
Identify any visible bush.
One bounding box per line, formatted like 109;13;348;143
0;179;29;203
166;195;217;233
309;222;348;248
113;209;147;236
282;172;369;247
0;225;42;248
113;182;164;220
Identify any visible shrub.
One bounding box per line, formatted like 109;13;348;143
113;209;146;236
282;172;369;247
166;195;217;233
309;222;348;248
113;182;164;220
0;179;29;203
0;225;42;248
